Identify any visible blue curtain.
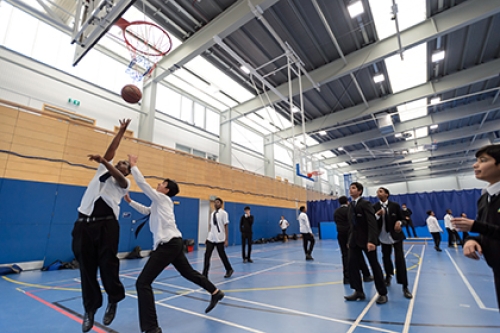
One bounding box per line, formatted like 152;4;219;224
308;189;482;228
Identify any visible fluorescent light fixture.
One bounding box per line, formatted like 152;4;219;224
240;65;250;74
373;74;385;83
412;157;428;163
385;43;427;93
430;97;441;105
398;98;428;122
432;50;445;62
430;124;439;130
347;1;364;18
338;147;344;151
292;106;300;113
414;126;428;139
413;166;429;171
319;130;327;136
338;162;349;167
395;133;403;138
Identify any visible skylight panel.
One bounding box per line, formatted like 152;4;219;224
368;0;426;40
403;126;428;141
239;115;272;135
337;162;349;168
246;113;276;133
256;107;292;130
385;43;427;93
165;75;227;111
397;98;427;122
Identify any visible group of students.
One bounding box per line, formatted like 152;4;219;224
72;120;224;333
425;209;468;251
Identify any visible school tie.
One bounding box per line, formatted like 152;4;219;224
382;203;389;232
213;209;221;232
351;201;357;225
99;172;112;182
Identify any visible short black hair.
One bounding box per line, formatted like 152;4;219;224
446;209;452;214
402;203;407;206
426;210;433;215
299;206;306;212
475;145;500;165
165;179;179;197
338;196;348;205
379;187;390;196
215;197;223;204
244;206;250;210
350;182;364;194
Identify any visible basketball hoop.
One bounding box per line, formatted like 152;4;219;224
115;18;172;82
306;170;324;181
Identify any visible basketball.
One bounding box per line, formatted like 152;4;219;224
121;84;142;104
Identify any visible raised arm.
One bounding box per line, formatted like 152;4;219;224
124;193;151;215
103;119;131;162
88;154;129;188
128;155;162;202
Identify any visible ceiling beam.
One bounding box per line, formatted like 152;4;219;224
228;0;500;121
152;0;280;83
308;95;500;154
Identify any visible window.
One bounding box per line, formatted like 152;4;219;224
232;123;263;153
193;102;205;128
193;149;206;158
206;109;220;135
175;143;191;153
180;95;193;124
157;85;181;119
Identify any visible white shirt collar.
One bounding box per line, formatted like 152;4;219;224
484;181;500;197
380;200;388;206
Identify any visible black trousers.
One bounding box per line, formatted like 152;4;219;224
137;237;217;332
493;267;500;312
301;233;315;255
381;241;408;287
404;221;417;238
446;228;455;246
431;232;441;248
241;233;252;259
348;244;387;296
203;241;233;276
338;232;371;279
71;217;125;313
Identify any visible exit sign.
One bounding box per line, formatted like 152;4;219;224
68;98;80;106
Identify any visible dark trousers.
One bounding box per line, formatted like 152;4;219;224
431;232;441;249
493;267;500;312
446;228;454;246
281;229;288;237
71;218;125;313
203;241;233;276
348;245;387;296
338;232;371;279
137;237;217;332
241;233;252;259
452;230;462;245
404;221;417;238
301;233;315;255
381;241;408;287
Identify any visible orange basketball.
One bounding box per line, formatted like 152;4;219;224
121;84;142;104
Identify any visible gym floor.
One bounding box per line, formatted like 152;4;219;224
1;239;498;333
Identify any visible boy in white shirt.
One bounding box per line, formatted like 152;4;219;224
298;206;315;260
203;198;234;278
426;210;443;252
279;216;289;241
125;155;223;333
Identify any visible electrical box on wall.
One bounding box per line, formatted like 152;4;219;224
209;195;217;201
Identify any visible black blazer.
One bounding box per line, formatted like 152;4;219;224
469;193;500;270
401;208;412;224
373;201;406;242
348;198;379;248
333;205;350;234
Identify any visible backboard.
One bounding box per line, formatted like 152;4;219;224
72;0;137;66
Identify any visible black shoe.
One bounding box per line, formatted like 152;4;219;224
247;258;253;263
224;269;234;278
343;278;350;285
145;327;162;333
435;246;442;252
403;287;413;299
205;290;225;313
344;291;366;301
103;302;117;326
243;259;248;263
202;271;208;278
376;295;388;304
385;275;392;286
363;275;374;282
305;255;314;261
82;311;95;333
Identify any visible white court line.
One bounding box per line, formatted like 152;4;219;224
125;293;266;333
402;245;426;333
445;249;498;312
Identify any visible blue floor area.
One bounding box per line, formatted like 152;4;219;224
1;239;499;332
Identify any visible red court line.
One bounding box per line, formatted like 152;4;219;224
24;291;107;333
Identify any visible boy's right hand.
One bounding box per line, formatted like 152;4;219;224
119;119;131;131
463;240;482;260
128;154;138;167
124;193;132;203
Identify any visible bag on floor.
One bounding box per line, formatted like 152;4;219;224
125;246;142;259
42;260;63;271
0;264;22;275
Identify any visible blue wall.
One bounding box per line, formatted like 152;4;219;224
0;178;299;266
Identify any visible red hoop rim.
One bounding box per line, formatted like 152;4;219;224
117;19;172;57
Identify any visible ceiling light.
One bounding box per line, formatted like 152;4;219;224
430;124;439;130
413;166;429;171
338;147;344;151
430;97;441;105
292;106;300;113
412;157;428;163
395;133;402;138
347;1;364;18
432;50;445;62
240;65;250;74
373;74;385;83
319;130;327;136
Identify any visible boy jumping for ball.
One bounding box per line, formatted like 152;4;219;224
125;155;224;333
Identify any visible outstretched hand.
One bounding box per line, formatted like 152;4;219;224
124;193;132;203
87;154;103;163
128;154;138;167
451;217;474;232
119;119;131;131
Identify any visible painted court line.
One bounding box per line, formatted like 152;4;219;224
445;249;498;312
402;245;425;333
125;292;266;333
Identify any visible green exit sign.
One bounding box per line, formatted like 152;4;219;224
68;98;80;106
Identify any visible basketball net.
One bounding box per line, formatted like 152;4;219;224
115;18;172;82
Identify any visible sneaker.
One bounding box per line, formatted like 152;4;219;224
224;269;234;278
247;258;253;263
205;290;225;313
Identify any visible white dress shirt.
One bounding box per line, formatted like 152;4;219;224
484;180;500;198
298;212;312;234
78;161;130;219
426;216;443;233
444;213;454;229
129;166;182;250
207;209;229;243
279;219;289;230
377;201;395;245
